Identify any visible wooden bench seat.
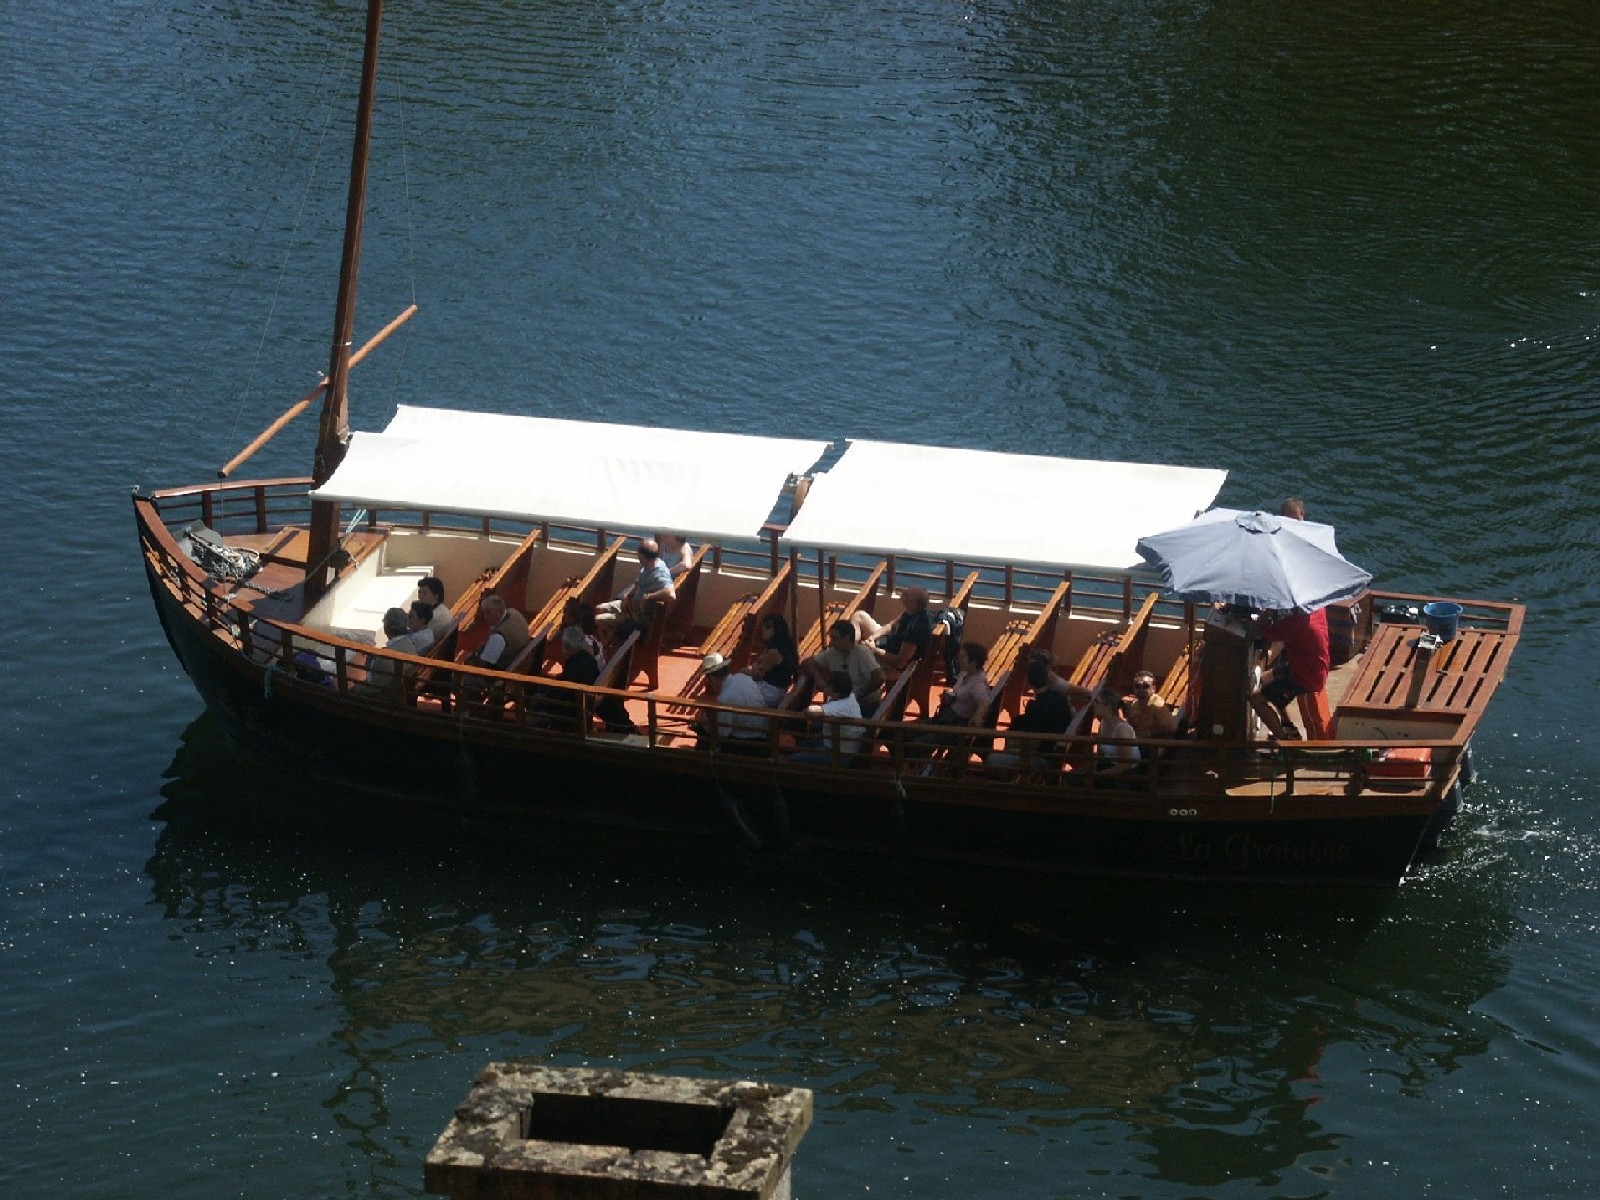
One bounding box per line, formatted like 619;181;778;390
594;629;641;689
901;570;981;720
673;563;796;707
523;539;628;671
985;619;1031;691
1157;632;1201;730
994;579;1073;720
1068;590;1161;694
1159;634;1199;710
450;526;550;662
795;560;887;660
626;542;714;690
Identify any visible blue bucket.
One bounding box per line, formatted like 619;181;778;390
1422;601;1463;642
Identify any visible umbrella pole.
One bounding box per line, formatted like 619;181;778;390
816;548;826;649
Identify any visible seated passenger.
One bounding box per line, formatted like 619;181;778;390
986;656;1076;772
562;597;606;670
533;626;596;726
554;624;600;685
362;608;421;695
797;619;884;713
1088;687;1143;784
926;642;992;727
790;672;865;766
1125;669;1178;739
852;585;933;674
417;576;454;642
908;642;992;758
536;625;636;732
655;532;695;579
381;606;428;655
1035;652;1094;710
405;601;438;655
596;538;676;642
747;613;800;706
467;593;530;670
696;652;771;752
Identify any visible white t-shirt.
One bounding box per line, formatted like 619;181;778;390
818;693;864;757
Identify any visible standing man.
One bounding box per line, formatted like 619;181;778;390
1248;607;1330;741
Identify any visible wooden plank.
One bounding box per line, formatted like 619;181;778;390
725;561;795;669
698;592;761;661
1160;633;1202;718
1340;623;1514;717
529;536;628;669
662;542;714;644
998;579;1074;720
796;560;887;660
258;527;311;567
671;563;798;713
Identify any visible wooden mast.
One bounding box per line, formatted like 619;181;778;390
305;0;385;607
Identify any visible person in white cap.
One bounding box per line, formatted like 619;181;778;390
697;652;771;750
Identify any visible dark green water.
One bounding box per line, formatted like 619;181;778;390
4;2;1598;1196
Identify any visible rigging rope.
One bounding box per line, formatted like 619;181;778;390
137;36;343;490
141;12;425;488
226;94;344;451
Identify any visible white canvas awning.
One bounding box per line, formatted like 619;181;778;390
780;440;1227;572
310;406;830;542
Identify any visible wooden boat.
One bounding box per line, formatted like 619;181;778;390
132;0;1523;884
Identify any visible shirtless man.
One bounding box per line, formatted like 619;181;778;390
1125;669;1178;739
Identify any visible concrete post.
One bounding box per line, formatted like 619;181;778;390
426;1064;813;1200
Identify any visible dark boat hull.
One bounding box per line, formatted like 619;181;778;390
149;567;1434;885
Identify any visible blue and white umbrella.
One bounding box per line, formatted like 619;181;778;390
1135;509;1371;613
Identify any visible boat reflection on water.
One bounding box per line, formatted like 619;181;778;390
147;715;1518;1193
